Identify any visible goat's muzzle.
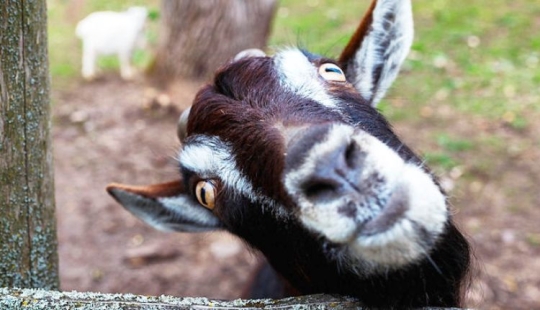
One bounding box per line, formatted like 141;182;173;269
282;123;448;268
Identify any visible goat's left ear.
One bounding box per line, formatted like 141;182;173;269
339;0;413;106
107;180;222;232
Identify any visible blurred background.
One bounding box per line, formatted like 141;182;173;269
48;0;540;309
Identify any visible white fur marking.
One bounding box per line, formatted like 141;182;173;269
180;135;288;218
274;49;340;109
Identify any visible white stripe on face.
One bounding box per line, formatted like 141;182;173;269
274;49;340;109
179;135;287;218
180;135;255;197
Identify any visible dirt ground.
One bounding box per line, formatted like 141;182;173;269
53;75;540;309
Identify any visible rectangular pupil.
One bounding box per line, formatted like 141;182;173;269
200;187;207;205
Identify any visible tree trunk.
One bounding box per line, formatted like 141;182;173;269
0;0;59;289
150;0;277;83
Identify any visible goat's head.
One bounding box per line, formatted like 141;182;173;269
108;0;470;307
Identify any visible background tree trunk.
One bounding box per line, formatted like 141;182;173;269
150;0;277;83
0;0;59;289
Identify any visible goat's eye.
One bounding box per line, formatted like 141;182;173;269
195;180;217;210
318;63;346;82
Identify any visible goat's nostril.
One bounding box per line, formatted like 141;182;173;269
303;179;340;201
344;141;361;169
295;139;365;203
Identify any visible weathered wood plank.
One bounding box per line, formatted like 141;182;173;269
0;288;365;309
0;0;58;289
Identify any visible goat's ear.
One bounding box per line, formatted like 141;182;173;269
106;180;222;232
339;0;413;106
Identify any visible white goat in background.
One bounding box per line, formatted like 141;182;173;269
76;7;147;80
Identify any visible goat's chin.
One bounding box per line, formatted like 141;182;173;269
350;218;439;269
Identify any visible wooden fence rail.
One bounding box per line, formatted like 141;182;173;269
0;287;468;310
0;288;361;309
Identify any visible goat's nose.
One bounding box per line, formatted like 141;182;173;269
285;124;364;205
302;139;364;203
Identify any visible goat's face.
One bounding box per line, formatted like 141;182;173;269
174;48;447;272
108;0;467;300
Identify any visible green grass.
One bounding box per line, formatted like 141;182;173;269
401;0;540;120
423;152;458;171
436;134;474;153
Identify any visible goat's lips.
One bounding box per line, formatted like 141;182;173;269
358;186;408;237
299;203;359;244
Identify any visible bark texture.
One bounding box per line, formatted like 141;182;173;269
0;0;59;289
151;0;277;82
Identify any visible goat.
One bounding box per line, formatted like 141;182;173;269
107;0;471;308
75;6;147;80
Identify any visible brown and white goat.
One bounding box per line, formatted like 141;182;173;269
107;0;471;308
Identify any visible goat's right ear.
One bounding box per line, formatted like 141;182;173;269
106;180;222;232
339;0;414;107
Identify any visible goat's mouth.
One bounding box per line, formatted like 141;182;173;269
348;175;444;268
283;124;448;268
357;185;409;238
300;170;447;268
